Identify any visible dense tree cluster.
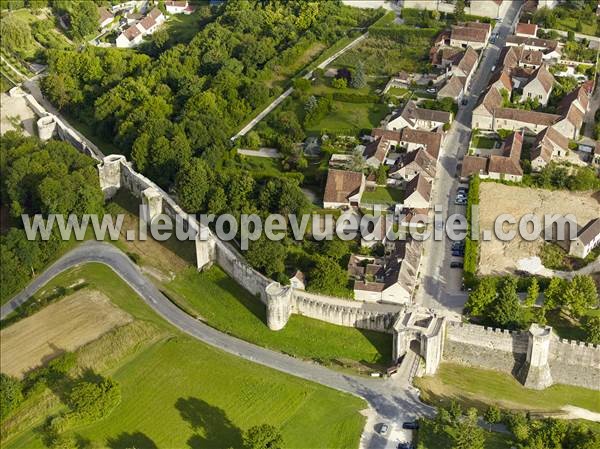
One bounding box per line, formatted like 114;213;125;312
0;132;104;302
465;274;599;339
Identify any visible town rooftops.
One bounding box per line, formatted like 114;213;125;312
323;169;364;204
524;64;554;93
577;218;600;246
390;147;437;178
451;25;488;43
405;173;432;203
461;155;488;178
363;137;391;164
454;46;479;74
439;75;466;97
400;128;443;160
494;108;562;126
506;35;558;51
463;21;492;32
395;100;452;127
166;0;188;6
488;132;523;176
138;7;162;31
516;22;538;37
490;70;512;91
558;84;590;115
123;24;142;41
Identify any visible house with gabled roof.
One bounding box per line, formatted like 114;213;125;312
386;100;452;132
403;173;432;209
388;147;437;185
98;7;114;28
322;169;366;209
460;132;525;182
569;218;600;259
521;64;554;106
363;137;391;168
530;126;569;171
516;22;538;38
450;23;490;50
116;7;164;48
371;128;443;161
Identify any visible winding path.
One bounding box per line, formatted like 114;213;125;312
0;241;433;449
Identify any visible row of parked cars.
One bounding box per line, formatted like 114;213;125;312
450;184;468;269
454;185;468;205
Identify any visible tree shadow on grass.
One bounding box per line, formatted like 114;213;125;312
175;397;243;449
106;431;158;449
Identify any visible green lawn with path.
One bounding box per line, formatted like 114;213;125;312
2;264;367;449
415;363;600;414
471;135;498;149
305;100;389;135
165;266;392;371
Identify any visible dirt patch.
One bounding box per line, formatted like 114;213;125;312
478;183;600;276
0;93;36;136
0;290;132;378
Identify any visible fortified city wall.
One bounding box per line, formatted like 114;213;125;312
17;88;600;391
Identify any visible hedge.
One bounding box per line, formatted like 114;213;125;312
463;175;480;288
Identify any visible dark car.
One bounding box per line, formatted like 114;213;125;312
452;242;465;250
402;421;419;430
452;251;464;257
397;443;412;449
457;186;468;194
450;261;464;269
461;98;468;105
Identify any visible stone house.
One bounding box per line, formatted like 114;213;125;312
350;239;422;304
569;218;600;259
388;148;437;185
386;100;452;132
403;173;432;209
372;128;443;161
450;23;490;50
323;169;366;209
363;137;391;168
402;0;508;19
460;132;524;182
515;22;538;38
165;0;192;14
530;126;569;171
521;64;554;106
437;75;466;102
437;46;479;102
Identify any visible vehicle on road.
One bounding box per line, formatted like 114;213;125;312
461;98;468;105
402;421;419;430
378;423;389;435
455;198;467;205
450;261;464;268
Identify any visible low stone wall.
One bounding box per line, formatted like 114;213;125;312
444;321;528;376
549;338;600;390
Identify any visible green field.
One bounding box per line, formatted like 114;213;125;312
165;267;392;372
2;264;366;449
361;186;404;205
415;363;600;414
305;100;389;135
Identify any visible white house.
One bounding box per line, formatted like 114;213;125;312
569;218;600;259
323;169;366;209
165;0;191;14
386;101;452;132
520;64;554;107
116;7;164;48
403;174;431;209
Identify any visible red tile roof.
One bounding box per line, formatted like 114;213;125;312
323;170;364;204
516;22;537;37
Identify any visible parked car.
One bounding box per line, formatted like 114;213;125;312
457;186;468;194
461;98;468;105
455;198;467;205
378;423;389;435
402;421;419;430
450;261;464;268
452;242;465;250
452;251;464;257
426;87;436;93
398;443;412;449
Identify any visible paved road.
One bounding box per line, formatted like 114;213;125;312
231;33;369;141
414;1;523;315
1;241;434;449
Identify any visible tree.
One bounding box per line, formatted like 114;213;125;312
322;238;349;262
243;424;284;449
542;277;565;310
307;255;350;297
0;15;33;53
375;164;387;185
562;275;599;318
69;1;100;41
453;408;485;449
0;373;23;420
331;77;347;89
175;159;211;214
304;95;318;113
484;405;501;431
583;316;600;345
67;376;121;421
524;278;540;308
489;277;523;330
246;236;286;277
244;131;261;150
293;78;311;92
454;0;466;23
465;277;497;317
351;61;366;89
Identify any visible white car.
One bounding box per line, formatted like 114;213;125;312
426;88;436;93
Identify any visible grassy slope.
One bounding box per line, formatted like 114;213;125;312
166;266;392;370
415;363;600;414
3;263;366;449
305;100;388;134
361;186;404;205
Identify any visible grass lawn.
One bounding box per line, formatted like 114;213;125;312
415;363;600;414
552;7;598;37
387;86;409;97
2;264;367;449
417;417;515;449
361;186;404;205
165;266;392;372
471;135;498;149
235;154;284;180
305;100;389;135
